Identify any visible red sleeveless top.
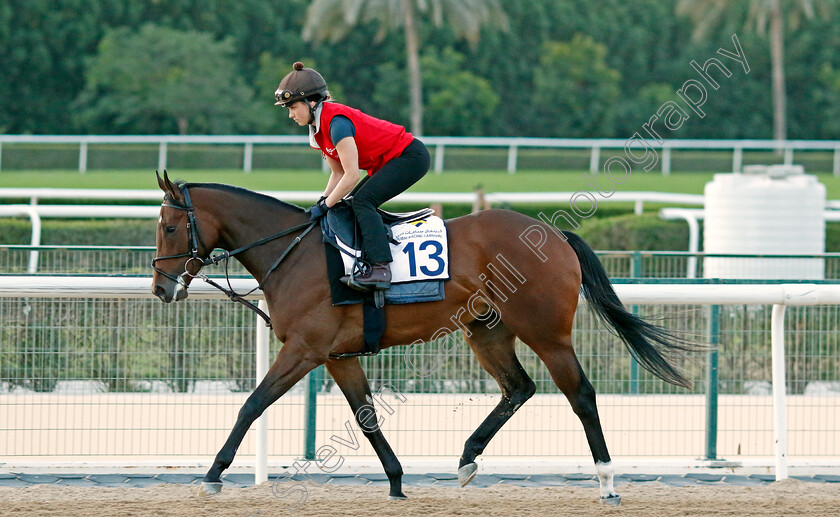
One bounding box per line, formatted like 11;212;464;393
311;102;414;175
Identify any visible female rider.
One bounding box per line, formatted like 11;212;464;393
275;62;430;290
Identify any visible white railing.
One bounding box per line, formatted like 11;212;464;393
0;190;707;274
1;135;839;175
0;188;706;213
1;276;838;481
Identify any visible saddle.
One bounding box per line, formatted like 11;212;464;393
323;202;437;247
320;200;449;358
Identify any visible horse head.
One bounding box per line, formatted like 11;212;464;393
151;170;214;303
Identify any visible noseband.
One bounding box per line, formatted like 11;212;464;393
151;184;317;328
151;186;204;287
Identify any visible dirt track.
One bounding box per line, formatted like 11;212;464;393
1;478;838;517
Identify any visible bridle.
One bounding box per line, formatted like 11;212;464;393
151;184;317;328
151;186;204;287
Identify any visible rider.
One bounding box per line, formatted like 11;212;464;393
275;61;430;290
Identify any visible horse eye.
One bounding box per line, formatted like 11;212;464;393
165;225;177;234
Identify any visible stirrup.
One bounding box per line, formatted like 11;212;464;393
340;273;373;292
341;273;391;292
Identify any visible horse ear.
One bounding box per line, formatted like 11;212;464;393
156;170;167;192
157;169;182;202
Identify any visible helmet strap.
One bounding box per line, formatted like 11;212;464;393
307;99;323;125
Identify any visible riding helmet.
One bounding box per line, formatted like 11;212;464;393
274;62;327;107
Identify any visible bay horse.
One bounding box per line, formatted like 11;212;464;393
151;171;694;505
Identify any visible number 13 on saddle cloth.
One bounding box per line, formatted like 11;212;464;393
334;212;449;284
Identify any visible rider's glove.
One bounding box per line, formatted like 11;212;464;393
307;197;330;221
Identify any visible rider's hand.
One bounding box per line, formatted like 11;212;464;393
307;198;330;221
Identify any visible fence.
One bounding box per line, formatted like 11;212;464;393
4;245;840;281
1;275;839;483
1;135;839;175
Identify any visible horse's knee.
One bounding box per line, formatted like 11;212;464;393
522;379;537;400
504;378;536;409
237;397;264;423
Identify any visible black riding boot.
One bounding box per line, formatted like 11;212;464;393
350;262;391;290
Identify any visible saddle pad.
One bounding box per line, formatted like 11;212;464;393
323;239;446;306
335;216;450;285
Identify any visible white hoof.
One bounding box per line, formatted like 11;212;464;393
388;494;408;501
458;463;478;487
198;481;223;497
600;494;621;506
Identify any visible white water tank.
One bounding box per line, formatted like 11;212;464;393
703;165;825;279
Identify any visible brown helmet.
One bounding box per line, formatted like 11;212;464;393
274;61;327;107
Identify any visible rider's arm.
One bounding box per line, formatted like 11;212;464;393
322;159;343;198
324;116;361;207
325;137;361;206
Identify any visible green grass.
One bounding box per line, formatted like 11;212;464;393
3;168;840;197
0;168;716;193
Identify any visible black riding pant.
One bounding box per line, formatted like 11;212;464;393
351;139;430;264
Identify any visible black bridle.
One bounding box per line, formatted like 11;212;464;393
151;184;317;328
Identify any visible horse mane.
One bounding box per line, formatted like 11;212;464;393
166;180;305;213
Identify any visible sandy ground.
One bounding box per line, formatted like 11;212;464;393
1;479;838;517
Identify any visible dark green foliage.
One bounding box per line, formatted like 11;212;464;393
0;219;154;246
532;35;621;137
3;214;839;253
75;24;258;135
577;214;691;251
2;0;840;137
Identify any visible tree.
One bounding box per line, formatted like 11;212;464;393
371;48;499;135
676;0;837;142
0;0;121;134
532;35;621;138
75;24;257;135
302;0;508;136
815;63;840;138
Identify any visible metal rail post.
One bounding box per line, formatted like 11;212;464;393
629;251;642;394
255;301;270;485
771;304;789;480
304;365;323;460
704;304;720;460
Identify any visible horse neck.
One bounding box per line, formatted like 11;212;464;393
193;187;309;283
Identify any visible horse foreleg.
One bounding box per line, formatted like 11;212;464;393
199;345;319;496
326;357;406;500
459;323;535;487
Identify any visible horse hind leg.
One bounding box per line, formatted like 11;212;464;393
459;322;536;487
527;338;620;505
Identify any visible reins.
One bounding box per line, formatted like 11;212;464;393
151;184;317;329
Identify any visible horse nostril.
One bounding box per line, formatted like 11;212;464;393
153;284;171;302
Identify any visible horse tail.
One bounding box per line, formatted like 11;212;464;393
561;230;695;389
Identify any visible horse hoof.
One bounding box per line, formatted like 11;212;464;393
458;463;478;487
198;481;223;497
600;494;621;506
388;494;408;501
